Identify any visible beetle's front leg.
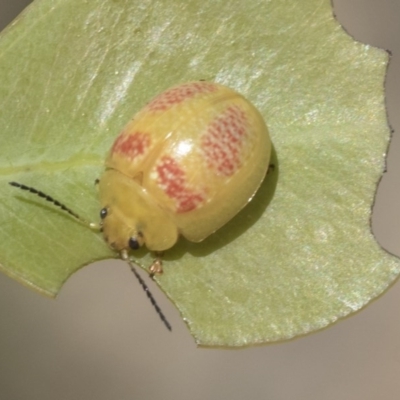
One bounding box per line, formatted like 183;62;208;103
149;252;164;278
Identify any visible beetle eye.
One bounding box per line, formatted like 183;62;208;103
100;208;108;219
128;237;140;250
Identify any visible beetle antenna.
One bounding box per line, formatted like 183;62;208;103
9;182;170;329
127;259;172;331
9;182;98;229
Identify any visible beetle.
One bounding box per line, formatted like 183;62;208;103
10;81;271;329
98;81;271;273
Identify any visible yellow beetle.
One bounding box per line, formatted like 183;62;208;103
98;81;271;272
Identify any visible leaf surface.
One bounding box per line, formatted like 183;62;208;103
0;0;397;346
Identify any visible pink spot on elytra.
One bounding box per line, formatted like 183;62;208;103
201;105;248;176
146;82;218;112
111;131;151;160
156;156;205;213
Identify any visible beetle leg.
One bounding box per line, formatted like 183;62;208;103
149;252;164;278
267;164;275;174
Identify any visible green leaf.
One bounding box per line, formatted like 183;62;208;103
0;0;398;347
